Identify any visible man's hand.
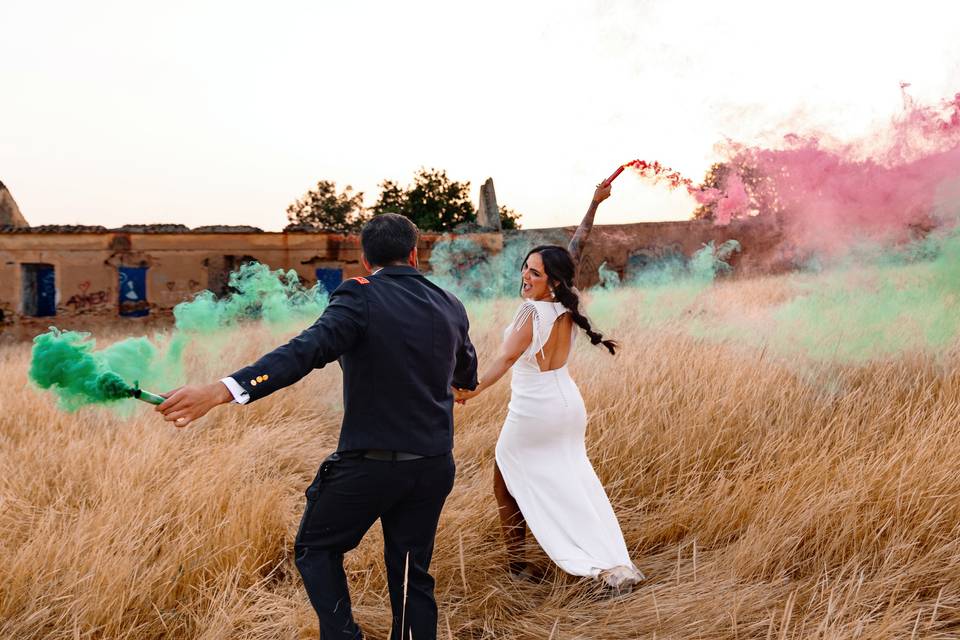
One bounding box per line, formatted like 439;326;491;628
452;386;480;405
156;382;233;428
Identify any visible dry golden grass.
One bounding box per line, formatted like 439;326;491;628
2;276;960;639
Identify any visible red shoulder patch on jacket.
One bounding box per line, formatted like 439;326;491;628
348;276;370;284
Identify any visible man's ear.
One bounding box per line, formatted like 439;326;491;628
361;253;373;273
407;247;419;268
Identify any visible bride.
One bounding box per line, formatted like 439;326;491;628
453;182;644;595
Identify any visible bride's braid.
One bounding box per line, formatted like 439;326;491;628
552;279;618;355
522;245;618;356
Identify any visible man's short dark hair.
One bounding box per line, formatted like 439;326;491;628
360;213;420;266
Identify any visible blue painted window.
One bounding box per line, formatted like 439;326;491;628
315;268;343;294
119;267;149;317
36;266;56;316
21;264;57;317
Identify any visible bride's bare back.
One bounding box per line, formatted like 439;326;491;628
535;311;574;372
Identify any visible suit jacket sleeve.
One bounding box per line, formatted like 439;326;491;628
452;301;479;391
228;279;368;403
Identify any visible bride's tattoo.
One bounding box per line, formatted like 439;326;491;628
568;199;600;276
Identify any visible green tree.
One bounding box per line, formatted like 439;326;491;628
693;162;728;221
693;160;778;222
498;205;522;230
371;179;407;217
286;180;368;232
371;168;476;232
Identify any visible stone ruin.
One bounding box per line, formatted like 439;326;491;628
0;181;29;229
0;176;786;328
476;178;502;231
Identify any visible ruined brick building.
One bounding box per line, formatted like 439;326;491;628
0;180;783;329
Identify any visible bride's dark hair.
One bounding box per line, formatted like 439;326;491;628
521;245;618;355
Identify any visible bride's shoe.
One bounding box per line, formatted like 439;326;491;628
598;565;645;600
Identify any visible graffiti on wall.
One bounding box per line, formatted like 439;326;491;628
65;281;109;311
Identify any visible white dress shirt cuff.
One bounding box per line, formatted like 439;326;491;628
220;377;250;405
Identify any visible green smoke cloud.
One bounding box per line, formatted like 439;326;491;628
31;262;330;411
589;240;742;328
427;236;530;301
173;262;328;333
765;229;960;361
31;224;960;414
30;329;133;411
427;235;744;331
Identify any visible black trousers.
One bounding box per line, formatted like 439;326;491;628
294;451;456;640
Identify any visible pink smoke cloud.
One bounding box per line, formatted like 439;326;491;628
708;91;960;253
713;173;748;226
622;90;960;257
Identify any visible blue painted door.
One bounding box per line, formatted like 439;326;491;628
119;267;149;317
36;266;56;317
315;268;343;294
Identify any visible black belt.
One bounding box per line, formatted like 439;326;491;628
357;449;425;461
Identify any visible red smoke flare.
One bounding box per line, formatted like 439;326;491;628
600;165;625;187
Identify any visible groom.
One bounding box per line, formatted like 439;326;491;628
156;213;479;640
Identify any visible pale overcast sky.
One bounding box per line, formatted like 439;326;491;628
3;0;960;230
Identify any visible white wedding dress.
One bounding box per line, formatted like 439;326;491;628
495;300;644;587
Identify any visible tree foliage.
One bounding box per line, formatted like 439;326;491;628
692;163;728;221
693;161;779;222
371;168;476;232
289;169;523;233
498;205;522;230
286;180;369;232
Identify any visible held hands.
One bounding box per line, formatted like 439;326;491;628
156;382;232;428
452;386;480;405
592;182;612;204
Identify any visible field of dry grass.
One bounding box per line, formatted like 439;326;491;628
2;274;959;639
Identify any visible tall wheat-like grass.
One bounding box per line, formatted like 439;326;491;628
1;276;959;639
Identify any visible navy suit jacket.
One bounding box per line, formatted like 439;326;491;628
230;265;478;456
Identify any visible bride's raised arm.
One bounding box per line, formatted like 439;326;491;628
568;183;612;281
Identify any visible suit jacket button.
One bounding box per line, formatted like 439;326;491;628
250;380;257;386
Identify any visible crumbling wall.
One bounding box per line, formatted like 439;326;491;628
0;229;503;326
0;234;116;324
0;218;789;327
513;217;784;288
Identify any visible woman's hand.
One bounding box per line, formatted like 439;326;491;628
453;386;480;404
592;182;612;204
